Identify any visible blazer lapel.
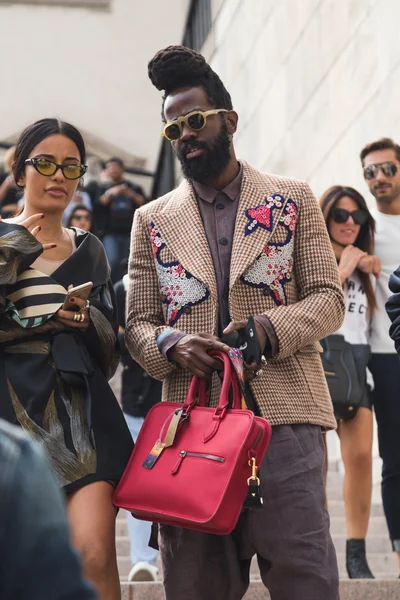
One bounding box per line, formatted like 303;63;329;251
229;162;289;290
151;179;217;299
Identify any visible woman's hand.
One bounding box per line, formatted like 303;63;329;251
338;245;366;283
56;286;91;331
358;254;381;279
19;214;57;252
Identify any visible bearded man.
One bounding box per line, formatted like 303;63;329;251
125;45;344;600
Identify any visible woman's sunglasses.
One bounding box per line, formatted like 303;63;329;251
25;157;87;180
331;208;369;225
161;109;228;141
72;214;91;221
363;161;398;180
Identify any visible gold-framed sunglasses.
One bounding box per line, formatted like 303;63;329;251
25;157;87;180
161;109;228;141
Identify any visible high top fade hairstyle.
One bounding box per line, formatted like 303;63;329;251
148;45;233;121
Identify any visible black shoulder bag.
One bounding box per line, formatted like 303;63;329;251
320;334;370;421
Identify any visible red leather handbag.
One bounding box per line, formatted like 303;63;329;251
113;350;272;535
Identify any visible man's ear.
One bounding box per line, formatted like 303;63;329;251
226;110;238;136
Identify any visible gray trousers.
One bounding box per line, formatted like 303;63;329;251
159;424;339;600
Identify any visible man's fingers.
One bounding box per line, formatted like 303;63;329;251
244;360;261;372
223;320;247;335
196;352;224;371
199;336;230;354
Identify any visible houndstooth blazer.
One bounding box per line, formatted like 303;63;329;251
126;161;344;429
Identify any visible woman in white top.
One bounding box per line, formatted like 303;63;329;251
320;185;380;579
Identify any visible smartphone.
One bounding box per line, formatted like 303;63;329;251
62;281;93;311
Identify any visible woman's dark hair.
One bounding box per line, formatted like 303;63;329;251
13;118;86;186
320;185;377;315
66;204;92;229
148;45;233;120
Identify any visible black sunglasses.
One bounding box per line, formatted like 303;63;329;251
331;208;369;226
72;214;91;221
25;157;87;180
363;161;398;180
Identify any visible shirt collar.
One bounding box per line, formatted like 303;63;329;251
192;161;243;204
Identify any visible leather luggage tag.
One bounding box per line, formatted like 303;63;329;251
142;409;184;469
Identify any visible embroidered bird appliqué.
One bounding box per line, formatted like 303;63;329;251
242;199;298;305
149;223;209;326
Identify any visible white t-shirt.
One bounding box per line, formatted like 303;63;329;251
336;270;373;387
336;271;370;345
370;208;400;353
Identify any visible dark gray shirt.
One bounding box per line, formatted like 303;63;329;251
158;163;277;358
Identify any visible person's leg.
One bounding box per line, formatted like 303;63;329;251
251;425;339;600
102;234;120;283
370;353;400;569
159;523;251;600
67;481;120;600
123;414;158;575
339;408;373;538
338;407;374;577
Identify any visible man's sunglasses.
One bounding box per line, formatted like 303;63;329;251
161;109;228;141
25;157;87;180
363;161;398;180
331;208;369;225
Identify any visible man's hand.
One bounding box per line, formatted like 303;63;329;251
358;254;381;279
223;319;266;381
169;333;230;379
99;184;125;205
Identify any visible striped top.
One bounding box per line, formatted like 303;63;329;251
4;230;76;328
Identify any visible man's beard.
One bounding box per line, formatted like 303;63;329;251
176;122;231;183
372;183;400;204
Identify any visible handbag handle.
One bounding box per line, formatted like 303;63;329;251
183;350;243;412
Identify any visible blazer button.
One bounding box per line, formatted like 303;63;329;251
219;237;228;245
183;306;192;314
263;287;270;296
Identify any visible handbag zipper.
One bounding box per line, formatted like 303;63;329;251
171;450;225;475
251;425;263;449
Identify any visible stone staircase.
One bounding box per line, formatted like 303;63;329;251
116;468;400;599
110;370;400;598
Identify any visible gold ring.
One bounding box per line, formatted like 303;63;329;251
79;312;85;323
73;312;80;322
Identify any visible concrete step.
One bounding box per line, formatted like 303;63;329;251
336;553;398;577
333;535;392;554
329;516;389;537
120;580;400;599
118;553;398;580
328;500;384;518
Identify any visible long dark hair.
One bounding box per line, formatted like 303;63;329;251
13;118;86;186
320;185;377;315
66;204;93;230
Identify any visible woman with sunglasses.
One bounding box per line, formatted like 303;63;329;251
66;204;93;232
320;185;380;579
0;118;133;600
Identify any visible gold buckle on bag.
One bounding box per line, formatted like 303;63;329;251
247;457;260;487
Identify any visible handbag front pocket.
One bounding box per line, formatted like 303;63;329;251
171;451;225;475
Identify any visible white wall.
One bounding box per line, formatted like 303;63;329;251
0;0;189;172
206;0;400;206
206;0;399;481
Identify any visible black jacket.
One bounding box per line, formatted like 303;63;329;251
386;266;400;354
114;279;161;417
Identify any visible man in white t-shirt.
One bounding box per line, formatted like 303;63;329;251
361;137;400;572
